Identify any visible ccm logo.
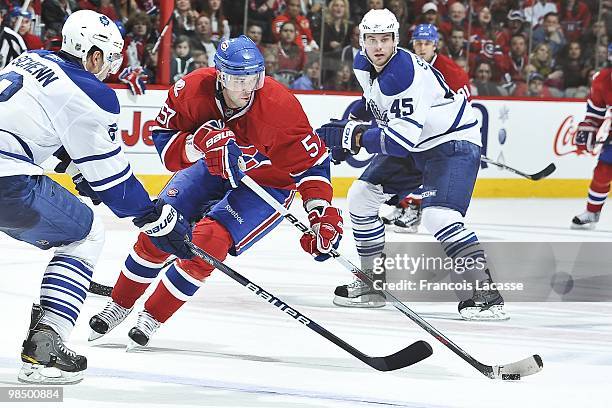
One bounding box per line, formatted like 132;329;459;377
205;130;235;148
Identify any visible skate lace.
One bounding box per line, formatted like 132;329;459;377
136;311;160;337
99;301;130;325
55;337;77;358
398;207;419;224
347;276;368;290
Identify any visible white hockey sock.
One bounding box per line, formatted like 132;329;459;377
39;256;93;340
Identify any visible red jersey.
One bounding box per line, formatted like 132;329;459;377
585;68;611;129
154;68;332;203
272;14;314;48
432;53;472;101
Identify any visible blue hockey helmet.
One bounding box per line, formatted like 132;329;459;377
115;20;127;38
214;35;265;92
412;24;439;43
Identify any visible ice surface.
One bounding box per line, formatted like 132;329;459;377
0;198;610;407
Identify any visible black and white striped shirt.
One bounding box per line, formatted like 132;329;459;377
0;26;27;69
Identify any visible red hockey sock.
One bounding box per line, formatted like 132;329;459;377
144;218;233;323
586;162;612;213
111;233;171;309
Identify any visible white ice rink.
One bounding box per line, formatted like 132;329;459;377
1;198;611;408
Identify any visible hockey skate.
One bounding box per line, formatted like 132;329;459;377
393;203;421;233
89;300;133;341
571;211;600;230
127;310;160;350
458;281;509;321
381;206;405;225
333;269;386;308
19;304;87;385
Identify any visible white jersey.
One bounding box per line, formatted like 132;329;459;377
353;48;481;155
0;50;151;218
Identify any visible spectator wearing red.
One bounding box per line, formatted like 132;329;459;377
271;21;306;87
523;0;558;27
469;6;505;78
532;12;566;57
202;0;230;42
496;10;528;54
99;0;119;20
272;0;318;51
10;7;43;50
439;2;467;39
557;0;591;42
499;33;529;82
248;0;284;43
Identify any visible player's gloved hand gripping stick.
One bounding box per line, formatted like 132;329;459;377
240;175;544;380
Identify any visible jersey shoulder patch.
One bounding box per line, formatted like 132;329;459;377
378;50;414;96
33;50;119;115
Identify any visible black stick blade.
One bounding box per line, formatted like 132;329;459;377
89;281;113;297
370;340;433;372
529;163;556;180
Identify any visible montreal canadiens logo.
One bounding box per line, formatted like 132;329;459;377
167;188;179;197
220;41;229;51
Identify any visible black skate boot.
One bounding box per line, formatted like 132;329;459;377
458;280;509;321
89;300;133;341
127;310;160;350
333;268;386;308
19;304;87;384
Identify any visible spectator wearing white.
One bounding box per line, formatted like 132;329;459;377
523;0;558;27
191;15;217;67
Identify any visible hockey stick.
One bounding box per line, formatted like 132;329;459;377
480;155;556;181
89;257;177;296
185;240;433;371
241;175;543;380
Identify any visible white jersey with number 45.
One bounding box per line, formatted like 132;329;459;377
353;48;481;154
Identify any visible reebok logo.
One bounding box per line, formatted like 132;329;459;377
225;204;244;224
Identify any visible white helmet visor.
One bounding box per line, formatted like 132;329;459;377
219;71;265;92
107;52;123;74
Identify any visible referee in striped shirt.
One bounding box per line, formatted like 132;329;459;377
0;21;26;69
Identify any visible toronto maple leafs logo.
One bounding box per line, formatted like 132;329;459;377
100;16;110;26
367;100;389;126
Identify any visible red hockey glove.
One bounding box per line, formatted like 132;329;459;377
575;120;599;154
119;66;148;95
192;120;244;188
300;205;343;261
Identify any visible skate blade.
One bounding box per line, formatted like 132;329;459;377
88;330;105;341
570;222;597;230
333;294;386;308
393;225;418;234
460;305;510;321
125;340;144;352
18;363;83;385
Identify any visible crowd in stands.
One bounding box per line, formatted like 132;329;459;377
0;0;610;98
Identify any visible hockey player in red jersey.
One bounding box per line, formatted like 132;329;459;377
382;24;472;233
88;36;343;347
571;44;612;229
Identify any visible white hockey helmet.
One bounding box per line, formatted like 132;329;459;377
359;9;400;51
61;10;124;80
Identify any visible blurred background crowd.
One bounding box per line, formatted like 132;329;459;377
0;0;610;98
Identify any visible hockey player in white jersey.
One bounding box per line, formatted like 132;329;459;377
317;9;507;320
0;10;192;384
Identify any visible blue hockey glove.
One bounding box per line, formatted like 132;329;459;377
316;119;369;158
72;174;102;205
133;200;193;259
